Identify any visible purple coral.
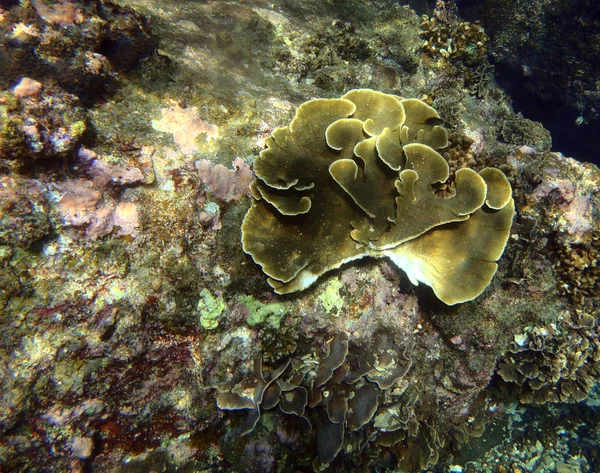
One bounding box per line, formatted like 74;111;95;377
195;158;253;202
54;175;139;240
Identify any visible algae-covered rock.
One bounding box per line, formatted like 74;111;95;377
0;0;156;99
198;288;225;330
242;89;515;304
0;85;87;164
460;0;600;162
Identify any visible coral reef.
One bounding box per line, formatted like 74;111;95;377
497;311;600;404
242;89;514;304
0;1;598;472
0;0;156;100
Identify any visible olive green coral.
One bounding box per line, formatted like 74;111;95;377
241;89;514;305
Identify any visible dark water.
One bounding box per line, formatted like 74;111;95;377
494;63;600;166
454;0;600;166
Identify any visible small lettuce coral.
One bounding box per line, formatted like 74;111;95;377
238;295;287;329
242;89;514;305
217;332;413;467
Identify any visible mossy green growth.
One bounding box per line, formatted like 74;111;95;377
69;120;87;140
109;283;126;302
318;278;344;316
0;93;25;157
238;295;287;330
198;288;226;330
1;116;26;153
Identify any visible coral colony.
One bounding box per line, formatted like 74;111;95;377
1;1;599;472
242;89;514;304
217;332;423;469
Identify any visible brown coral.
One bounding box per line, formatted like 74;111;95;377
217;330;489;471
556;231;600;308
419;10;488;64
241;89;515;305
497;311;600;404
419;4;494;99
217;331;413;467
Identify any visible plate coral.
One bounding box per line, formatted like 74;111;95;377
242;89;515;304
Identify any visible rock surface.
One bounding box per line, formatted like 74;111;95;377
0;1;598;472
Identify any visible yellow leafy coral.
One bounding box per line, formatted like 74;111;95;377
241;89;514;305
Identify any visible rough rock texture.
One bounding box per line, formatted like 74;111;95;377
0;1;598;472
0;0;157;101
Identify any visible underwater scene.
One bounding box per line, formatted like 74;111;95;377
0;0;599;471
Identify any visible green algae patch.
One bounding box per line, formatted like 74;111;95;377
198;289;226;330
238;295;287;330
318;278;344;316
109;283;127;302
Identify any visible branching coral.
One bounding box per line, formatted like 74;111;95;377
241;89;514;305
